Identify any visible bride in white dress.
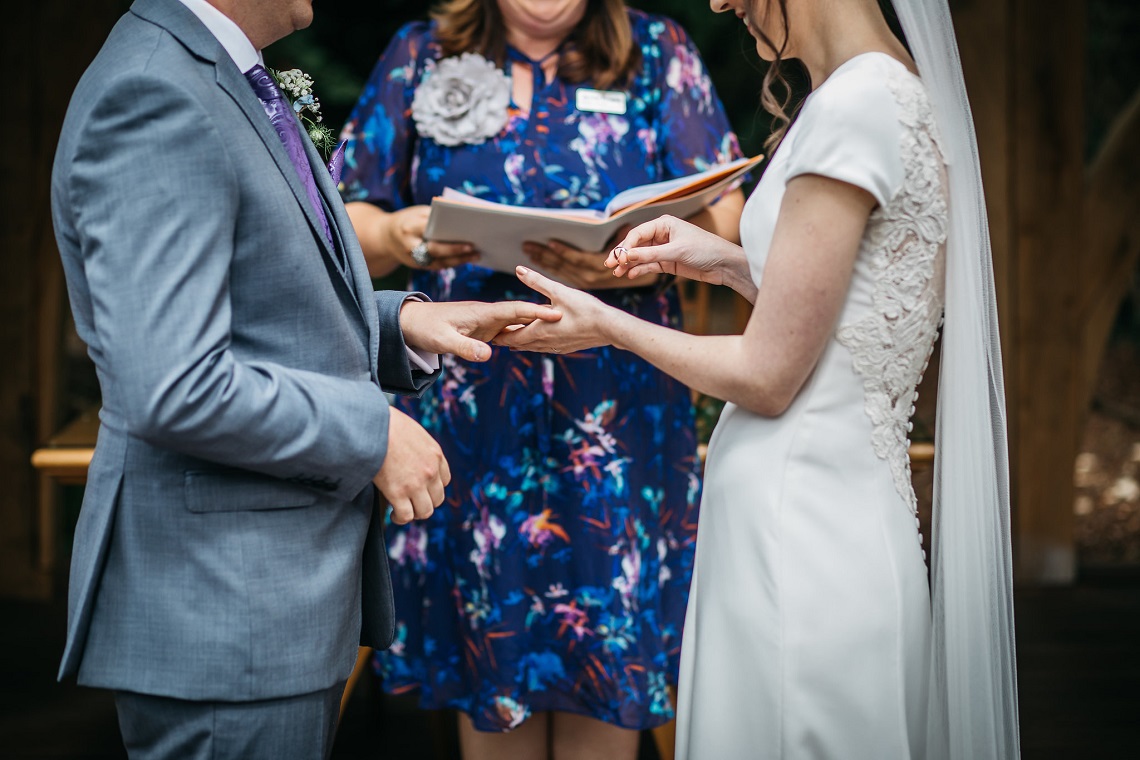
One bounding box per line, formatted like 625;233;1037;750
496;0;1019;758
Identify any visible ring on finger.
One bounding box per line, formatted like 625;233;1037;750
410;241;432;267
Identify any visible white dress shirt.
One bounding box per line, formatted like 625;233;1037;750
177;0;261;73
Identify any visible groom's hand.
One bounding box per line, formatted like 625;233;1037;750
399;300;561;362
373;408;450;524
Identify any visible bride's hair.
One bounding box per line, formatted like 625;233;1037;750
757;0;909;152
432;0;641;91
752;0;796;153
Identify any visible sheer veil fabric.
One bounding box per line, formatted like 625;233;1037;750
889;1;1021;757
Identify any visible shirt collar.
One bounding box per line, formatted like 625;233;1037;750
177;0;263;73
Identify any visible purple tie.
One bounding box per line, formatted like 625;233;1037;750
244;64;336;253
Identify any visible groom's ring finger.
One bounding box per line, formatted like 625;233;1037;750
411;491;435;521
439;455;452;487
389;500;413;525
428;477;445;509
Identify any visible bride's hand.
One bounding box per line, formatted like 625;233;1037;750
606;215;756;300
492;267;619;354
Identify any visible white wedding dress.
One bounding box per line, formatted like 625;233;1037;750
675;53;948;759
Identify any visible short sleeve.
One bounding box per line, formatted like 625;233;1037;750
338;22;432;211
784;66;904;208
649;17;745;179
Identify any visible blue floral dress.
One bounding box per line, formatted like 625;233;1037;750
340;10;742;732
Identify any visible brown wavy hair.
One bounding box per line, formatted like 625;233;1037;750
755;0;909;152
432;0;641;91
751;0;797;153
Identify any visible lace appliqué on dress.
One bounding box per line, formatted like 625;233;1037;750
836;71;948;516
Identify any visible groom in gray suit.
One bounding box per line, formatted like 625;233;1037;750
50;0;557;757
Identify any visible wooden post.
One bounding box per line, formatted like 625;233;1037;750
1007;0;1086;583
0;0;125;598
954;0;1091;583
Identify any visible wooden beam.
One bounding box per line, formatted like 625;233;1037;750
1009;0;1086;583
0;0;125;599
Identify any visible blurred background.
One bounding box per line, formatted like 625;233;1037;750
2;0;1139;757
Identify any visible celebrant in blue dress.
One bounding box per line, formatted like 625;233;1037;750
339;0;744;755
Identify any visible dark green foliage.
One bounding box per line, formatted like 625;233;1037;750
1087;0;1140;161
1086;1;1140;339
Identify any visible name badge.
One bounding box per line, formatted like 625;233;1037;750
575;88;628;115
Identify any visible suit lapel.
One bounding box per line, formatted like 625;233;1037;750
129;0;372;352
302;137;381;377
213;64;346;279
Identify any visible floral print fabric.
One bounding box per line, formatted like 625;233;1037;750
340;10;741;732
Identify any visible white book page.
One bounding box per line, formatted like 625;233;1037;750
439;188;604;220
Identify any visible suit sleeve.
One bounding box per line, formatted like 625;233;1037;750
67;72;389;501
374;290;439;397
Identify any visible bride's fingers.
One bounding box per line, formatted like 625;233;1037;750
623;262;666;280
501;302;562;325
515;266;560;301
613;216;678;253
492;320;546;348
623;244;678;264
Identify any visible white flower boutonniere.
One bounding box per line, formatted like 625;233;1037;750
412;53;511;147
271;68;337;157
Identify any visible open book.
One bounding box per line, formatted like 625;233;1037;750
423;155;763;275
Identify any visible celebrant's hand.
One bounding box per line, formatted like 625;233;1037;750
493;267;619;354
400;299;562;362
385;206;480;270
607;215;757;302
373;408;449;524
523;231;649;290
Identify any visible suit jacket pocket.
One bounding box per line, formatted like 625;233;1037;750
184;470;322;513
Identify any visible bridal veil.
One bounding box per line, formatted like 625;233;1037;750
890;1;1021;757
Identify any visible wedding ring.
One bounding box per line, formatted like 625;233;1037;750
410;241;432;267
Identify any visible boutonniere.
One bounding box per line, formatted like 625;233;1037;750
411;53;511;147
270;68;341;172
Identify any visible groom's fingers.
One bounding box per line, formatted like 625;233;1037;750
505;302;562;324
390;499;414;526
410;489;436;521
456;337;491;362
492;321;544;349
474;301;561;331
439;453;452;487
427;477;445;511
374;408;447;523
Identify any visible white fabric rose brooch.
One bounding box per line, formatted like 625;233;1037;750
412;53;511;147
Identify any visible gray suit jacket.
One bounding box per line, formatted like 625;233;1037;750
51;0;434;701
